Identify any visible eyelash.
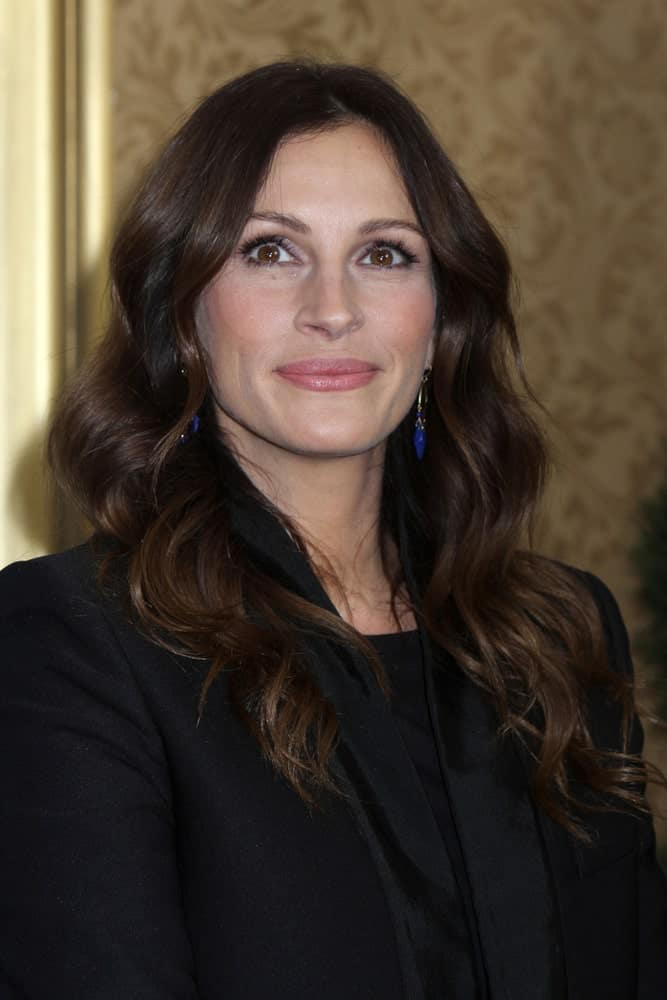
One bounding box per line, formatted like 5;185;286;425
238;234;298;266
364;239;419;267
237;234;419;268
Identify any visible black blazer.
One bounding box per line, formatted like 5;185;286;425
1;507;666;998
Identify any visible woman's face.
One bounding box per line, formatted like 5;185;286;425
197;123;436;469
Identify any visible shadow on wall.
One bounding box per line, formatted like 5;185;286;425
7;424;86;562
7;425;53;560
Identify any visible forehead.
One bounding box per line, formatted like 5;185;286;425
254;123;417;220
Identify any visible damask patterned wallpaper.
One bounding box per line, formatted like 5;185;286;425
112;0;667;810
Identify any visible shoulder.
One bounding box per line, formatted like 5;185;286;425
1;543;102;617
0;544;199;802
548;562;642;758
542;558;633;678
0;543;208;723
1;544;103;634
0;542;131;654
0;543;160;708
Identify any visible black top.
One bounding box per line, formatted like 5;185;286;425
368;630;482;996
1;525;665;998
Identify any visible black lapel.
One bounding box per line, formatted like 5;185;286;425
423;636;567;999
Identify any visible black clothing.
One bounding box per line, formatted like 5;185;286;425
369;629;482;996
1;500;665;998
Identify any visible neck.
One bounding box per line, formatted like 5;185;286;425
231;442;411;632
245;447;385;576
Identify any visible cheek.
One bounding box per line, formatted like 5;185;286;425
377;283;436;353
198;283;281;380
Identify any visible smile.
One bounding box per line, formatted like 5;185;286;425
275;359;379;391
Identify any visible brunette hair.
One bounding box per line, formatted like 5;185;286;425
50;60;660;838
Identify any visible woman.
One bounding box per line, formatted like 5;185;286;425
1;61;665;999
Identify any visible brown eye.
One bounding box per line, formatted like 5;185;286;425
257;244;281;263
368;246;395;267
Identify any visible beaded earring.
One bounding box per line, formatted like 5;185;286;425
179;414;200;444
177;361;200;443
413;368;431;460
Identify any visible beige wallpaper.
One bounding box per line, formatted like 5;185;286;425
112;0;667;817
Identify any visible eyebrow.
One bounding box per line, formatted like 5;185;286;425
249;211;424;238
358;218;424;237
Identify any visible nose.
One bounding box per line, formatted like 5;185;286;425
294;263;363;339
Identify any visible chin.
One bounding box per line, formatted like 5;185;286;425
286;433;385;460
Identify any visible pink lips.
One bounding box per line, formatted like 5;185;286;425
276;358;379;391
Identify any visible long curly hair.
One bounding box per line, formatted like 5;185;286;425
49;60;660;838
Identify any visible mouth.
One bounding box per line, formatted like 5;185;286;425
275;358;379;391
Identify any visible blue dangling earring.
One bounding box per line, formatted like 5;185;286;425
177;362;200;444
179;413;200;444
413;368;431;460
